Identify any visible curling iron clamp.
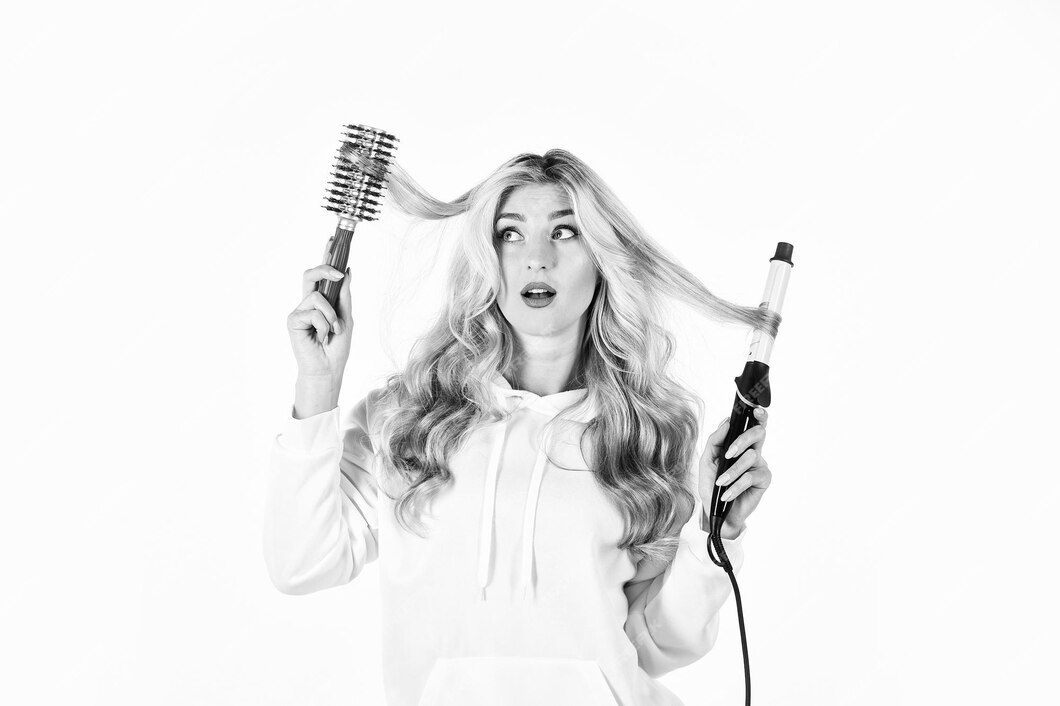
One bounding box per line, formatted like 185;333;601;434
707;241;795;706
317;124;399;314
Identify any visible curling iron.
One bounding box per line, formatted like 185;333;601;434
707;241;795;706
317;124;399;311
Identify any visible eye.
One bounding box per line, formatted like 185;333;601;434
495;228;523;242
552;225;579;240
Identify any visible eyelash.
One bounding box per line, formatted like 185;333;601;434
495;226;579;242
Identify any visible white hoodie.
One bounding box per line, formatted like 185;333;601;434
263;371;747;706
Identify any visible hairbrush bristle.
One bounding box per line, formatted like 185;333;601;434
323;124;399;222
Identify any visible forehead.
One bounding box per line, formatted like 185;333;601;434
498;183;572;214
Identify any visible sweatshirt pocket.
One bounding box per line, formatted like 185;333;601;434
417;656;620;706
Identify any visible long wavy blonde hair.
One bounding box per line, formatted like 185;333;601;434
367;149;780;565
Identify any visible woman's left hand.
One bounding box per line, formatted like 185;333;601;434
698;407;773;538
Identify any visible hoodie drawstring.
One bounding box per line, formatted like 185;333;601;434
475;408;554;602
475;373;593;603
519;423;553;601
476;416;510;601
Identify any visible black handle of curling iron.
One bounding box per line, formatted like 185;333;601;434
708;361;770;530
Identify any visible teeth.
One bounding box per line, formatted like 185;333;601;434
525;289;553;294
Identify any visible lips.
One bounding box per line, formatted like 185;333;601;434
521;281;557;296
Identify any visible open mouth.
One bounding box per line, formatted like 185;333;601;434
520;281;556;307
521;282;557;300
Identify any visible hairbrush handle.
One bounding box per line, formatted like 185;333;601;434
317;224;357;313
316;123;399;313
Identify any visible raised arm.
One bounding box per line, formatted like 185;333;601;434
262;388;384;595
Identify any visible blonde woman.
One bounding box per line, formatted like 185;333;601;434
264;150;778;706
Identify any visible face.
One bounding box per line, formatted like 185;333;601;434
493;183;600;340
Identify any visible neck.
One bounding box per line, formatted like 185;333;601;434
509;320;586;396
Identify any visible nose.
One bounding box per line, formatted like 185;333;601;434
525;233;556;271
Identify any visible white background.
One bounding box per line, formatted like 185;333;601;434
2;0;1057;704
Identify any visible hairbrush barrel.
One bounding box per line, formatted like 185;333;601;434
317;124;399;313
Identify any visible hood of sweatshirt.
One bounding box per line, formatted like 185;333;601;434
480;371;598;602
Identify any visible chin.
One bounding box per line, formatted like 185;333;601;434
512;316;556;332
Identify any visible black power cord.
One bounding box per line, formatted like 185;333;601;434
707;525;750;706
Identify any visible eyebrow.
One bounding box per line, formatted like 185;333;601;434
495;208;574;223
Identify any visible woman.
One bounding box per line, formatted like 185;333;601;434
263;150;778;706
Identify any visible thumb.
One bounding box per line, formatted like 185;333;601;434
337;266;353;328
705;416;730;464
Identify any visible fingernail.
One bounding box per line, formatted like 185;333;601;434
716;473;730;486
725;444;737;459
721;490;732;501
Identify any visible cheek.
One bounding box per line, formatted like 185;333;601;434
574;257;599;297
500;261;518;296
493;250;511;293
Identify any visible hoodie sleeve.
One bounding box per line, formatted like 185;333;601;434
262;388;384;595
622;447;748;678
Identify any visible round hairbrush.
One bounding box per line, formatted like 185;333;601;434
317;123;399;312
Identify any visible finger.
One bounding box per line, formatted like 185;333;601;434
288;308;330;342
706;417;729;449
303;264;345;300
295;291;341;331
720;467;772;502
724;422;767;460
715;448;760;486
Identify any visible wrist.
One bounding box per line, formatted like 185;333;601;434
294;373;342;419
697;503;745;539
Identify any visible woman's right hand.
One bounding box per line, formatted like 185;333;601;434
286;236;354;380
